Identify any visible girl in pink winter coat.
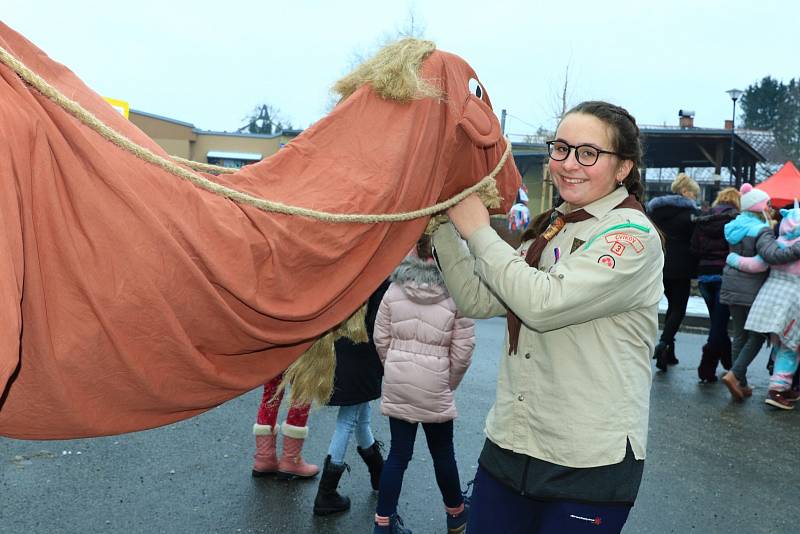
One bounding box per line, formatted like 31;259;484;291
371;235;475;534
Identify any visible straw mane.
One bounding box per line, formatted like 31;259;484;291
281;39;441;406
333;38;442;103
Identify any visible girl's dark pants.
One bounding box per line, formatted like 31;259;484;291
466;466;632;534
660;277;691;344
376;417;463;517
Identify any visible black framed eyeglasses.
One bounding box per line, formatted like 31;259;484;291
546;140;621;167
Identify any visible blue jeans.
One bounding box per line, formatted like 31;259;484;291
467;466;631;534
376;417;462;517
327;402;375;465
698;279;731;350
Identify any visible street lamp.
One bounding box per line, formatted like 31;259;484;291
726;88;744;187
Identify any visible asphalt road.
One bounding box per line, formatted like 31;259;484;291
2;317;798;533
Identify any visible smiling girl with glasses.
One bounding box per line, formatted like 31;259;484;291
432;101;663;534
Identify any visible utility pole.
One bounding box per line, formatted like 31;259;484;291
500;109;507;135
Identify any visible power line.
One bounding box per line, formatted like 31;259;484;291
505;113;540;130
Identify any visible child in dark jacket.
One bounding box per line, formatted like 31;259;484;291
313;280;391;515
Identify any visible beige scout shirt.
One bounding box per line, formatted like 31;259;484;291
432;186;664;468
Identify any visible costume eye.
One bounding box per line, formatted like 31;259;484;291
468;78;483;99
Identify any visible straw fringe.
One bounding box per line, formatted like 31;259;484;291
277;303;369;406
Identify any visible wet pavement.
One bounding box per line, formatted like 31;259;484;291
1;317;798;533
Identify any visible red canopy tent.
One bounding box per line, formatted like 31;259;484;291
755;161;800;208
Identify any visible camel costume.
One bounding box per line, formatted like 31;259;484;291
0;24;520;439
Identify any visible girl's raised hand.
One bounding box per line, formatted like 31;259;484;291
446;194;490;240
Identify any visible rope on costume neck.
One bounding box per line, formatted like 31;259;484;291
170;156;237;174
0;43;508;224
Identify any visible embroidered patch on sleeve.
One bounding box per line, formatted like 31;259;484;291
582;223;651;252
604;232;645;256
597;254;616;269
570;238;585;254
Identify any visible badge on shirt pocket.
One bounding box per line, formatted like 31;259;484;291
570;238;585;254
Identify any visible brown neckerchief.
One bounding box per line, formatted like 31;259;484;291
506;194;644;354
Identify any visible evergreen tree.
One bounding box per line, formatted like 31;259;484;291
740;76;800;164
740;76;783;129
777;79;800;163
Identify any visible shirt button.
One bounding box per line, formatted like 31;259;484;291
558;274;565;279
524;353;531;359
517;394;524;401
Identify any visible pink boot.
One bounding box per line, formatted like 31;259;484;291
277;422;319;480
252;424;279;477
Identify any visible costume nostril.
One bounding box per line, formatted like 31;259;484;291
458;96;500;147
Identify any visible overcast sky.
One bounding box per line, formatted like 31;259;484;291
3;0;796;139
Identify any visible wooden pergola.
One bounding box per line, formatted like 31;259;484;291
640;127;765;189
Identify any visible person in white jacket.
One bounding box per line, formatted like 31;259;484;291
371;235;475;534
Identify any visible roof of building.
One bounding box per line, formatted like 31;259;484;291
206;151;262;161
131;109;302;140
511;141;547;158
639;125;765;168
130;109;195;128
736;129;789;164
194;129;284;139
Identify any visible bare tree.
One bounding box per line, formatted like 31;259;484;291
238;104;292;135
548;63;575;124
396;5;426;38
327;6;428;115
559;64;569;119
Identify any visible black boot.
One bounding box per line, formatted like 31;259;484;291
697;343;719;383
719;337;733;370
357;441;384;492
665;343;679;365
654;341;670;372
313;456;351;516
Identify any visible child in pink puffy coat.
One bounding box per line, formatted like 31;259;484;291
371;235;475;534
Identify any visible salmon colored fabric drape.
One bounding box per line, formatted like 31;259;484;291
0;24;519;439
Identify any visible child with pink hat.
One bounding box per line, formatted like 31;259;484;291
721;185;800;401
724;199;800;408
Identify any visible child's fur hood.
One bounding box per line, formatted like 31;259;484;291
390;256;449;304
